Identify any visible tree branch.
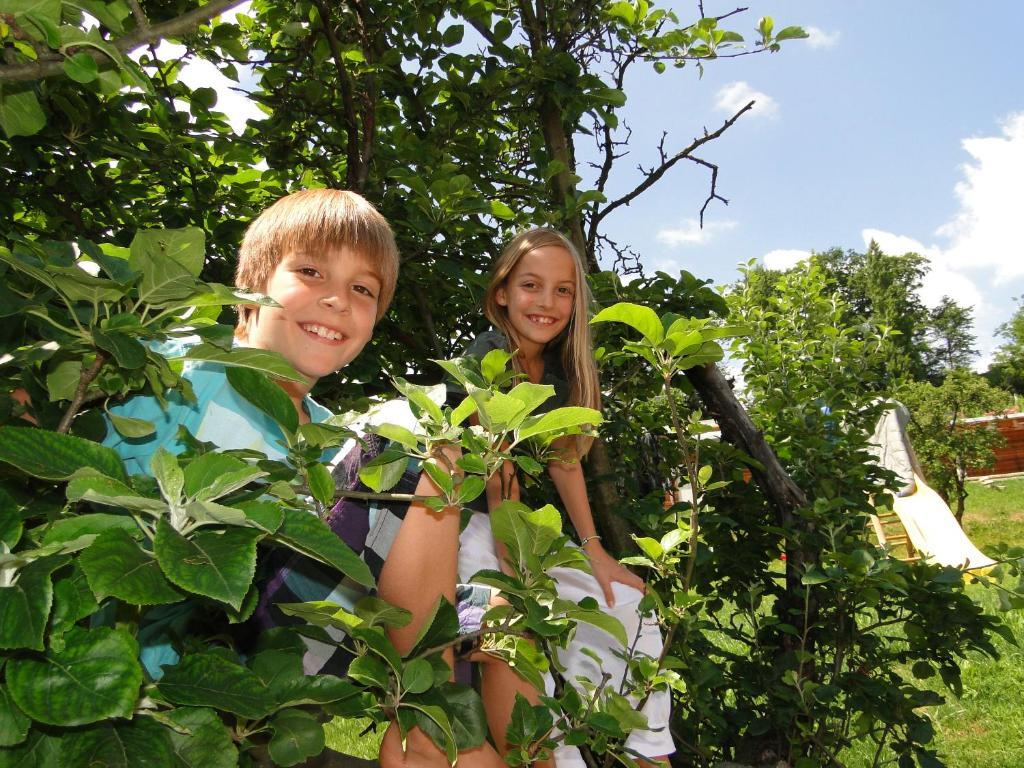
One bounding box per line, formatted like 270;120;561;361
0;0;246;83
593;100;754;229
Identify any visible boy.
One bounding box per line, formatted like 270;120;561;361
102;189;501;768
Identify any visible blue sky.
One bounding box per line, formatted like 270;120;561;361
165;2;1024;367
588;1;1024;367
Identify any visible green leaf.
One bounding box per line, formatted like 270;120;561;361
555;599;627;646
0;488;22;549
274;508;374;588
411;682;488;751
157;653;273;719
7;626;141;726
411;598;460;656
480;348;513;384
306;462;334;507
354;596;412;628
49;562;100;642
66;469;166;515
506;382;556;416
421;460;454;496
402;658;434;694
0;727;62;765
268;709;325;767
489;200;515;220
370;422;420;450
162;707;238;768
0;426;127;482
80;528;183;605
44;359;82;402
775;26;808;42
131;244;196;304
62;52;98;83
347;654;392;689
0;557;65;650
0;84;46;138
591;302;664;345
151;447;184;505
60;717;174;767
225;366;299;433
0;685;30;748
107;412;156;439
129;227;205;278
392;378;444;423
182;452;261;499
515;407;602;442
358;449;408;493
92;328;146;369
154;519;260;609
697;464;713;485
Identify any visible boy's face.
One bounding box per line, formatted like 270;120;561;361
246;246;381;386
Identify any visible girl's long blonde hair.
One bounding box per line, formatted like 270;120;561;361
483;227;601;454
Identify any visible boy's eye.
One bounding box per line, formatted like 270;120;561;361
297;267;322;278
353;284;377;299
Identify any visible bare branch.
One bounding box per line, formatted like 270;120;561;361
593;100;754;229
0;0;246;83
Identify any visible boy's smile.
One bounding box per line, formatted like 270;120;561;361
496;245;576;357
246;246;381;394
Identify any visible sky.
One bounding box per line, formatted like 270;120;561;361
586;1;1024;368
163;1;1024;368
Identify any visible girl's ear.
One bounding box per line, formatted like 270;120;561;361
495;285;508;307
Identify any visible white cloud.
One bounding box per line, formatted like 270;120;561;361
656;218;736;247
859;112;1024;368
761;249;810;270
860;228;983;312
805;26;840;49
936;112;1024;282
715;81;778;119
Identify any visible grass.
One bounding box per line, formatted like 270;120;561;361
323;480;1024;765
843;477;1024;767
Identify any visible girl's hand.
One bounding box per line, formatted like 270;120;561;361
583;540;645;607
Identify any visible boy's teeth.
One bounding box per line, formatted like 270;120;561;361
304;323;343;340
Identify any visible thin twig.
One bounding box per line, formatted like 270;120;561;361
0;0;245;83
57;353;106;434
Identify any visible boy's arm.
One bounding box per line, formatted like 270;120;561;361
546;436;644;607
376;444;462;657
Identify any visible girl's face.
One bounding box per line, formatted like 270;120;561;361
496;245;576;356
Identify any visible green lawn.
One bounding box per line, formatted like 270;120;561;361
843;478;1024;767
324;480;1024;766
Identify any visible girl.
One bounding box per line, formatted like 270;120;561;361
459;227;674;767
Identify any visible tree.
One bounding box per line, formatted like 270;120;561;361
899;370;1011;525
990;297;1024;395
924;296;978;380
811;242;932;386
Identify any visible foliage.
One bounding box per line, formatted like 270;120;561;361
3;227;723;764
693;263;1010;768
923;297;978;379
898;371;1012;525
990;296;1024;395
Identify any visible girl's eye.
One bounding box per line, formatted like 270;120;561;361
558;286;574;296
297;267;322;278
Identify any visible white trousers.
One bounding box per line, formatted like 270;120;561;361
459;512;675;765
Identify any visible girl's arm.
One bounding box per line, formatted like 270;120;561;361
546;436;645;607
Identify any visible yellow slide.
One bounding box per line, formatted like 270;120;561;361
890;473;995;571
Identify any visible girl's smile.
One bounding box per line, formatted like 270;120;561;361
496;245;576;358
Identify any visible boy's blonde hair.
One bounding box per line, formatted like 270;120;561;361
483;227;602;453
235;189;399;336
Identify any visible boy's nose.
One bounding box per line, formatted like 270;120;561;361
319;293;350;313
